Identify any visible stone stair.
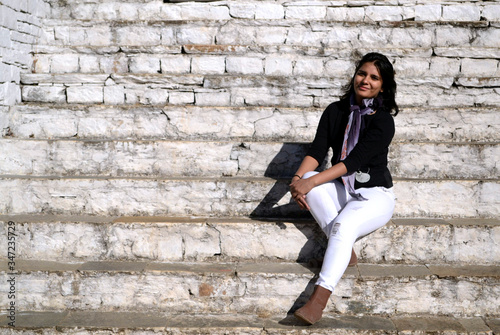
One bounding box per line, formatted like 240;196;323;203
1;0;499;333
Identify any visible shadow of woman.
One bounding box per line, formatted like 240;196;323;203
248;142;331;321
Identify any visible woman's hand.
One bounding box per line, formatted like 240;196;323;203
289;177;315;211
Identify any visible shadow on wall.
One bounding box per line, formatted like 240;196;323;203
249;142;329;219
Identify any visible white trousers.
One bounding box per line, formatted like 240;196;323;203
303;171;395;292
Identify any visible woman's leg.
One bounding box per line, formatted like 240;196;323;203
302;171;349;237
315;187;396;292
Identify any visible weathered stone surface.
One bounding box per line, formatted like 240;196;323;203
0;261;497;316
1;218;498;265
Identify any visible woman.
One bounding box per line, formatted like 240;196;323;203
290;52;399;325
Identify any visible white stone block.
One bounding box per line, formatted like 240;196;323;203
264;56;293;76
482;5;500;21
285;5;326;20
137;2;162;20
79;55;100;73
436;27;473;47
365;6;403;21
180;4;230;20
324;59;353;77
255;26;287;45
327;7;364;21
22;85;65;103
67;85;103;104
294;58;324;76
442;5;480;22
195;91;230;106
414;4;441;21
226;57;263;75
429;57;460;76
0;5;17;30
129;55;160;74
100;55;128;73
50;54;79;73
117;3;138;21
140;88;168;105
217;24;256;45
461;58;500;77
169;91;194;105
0;82;20;105
255;4;284;19
176;26;215;45
229;3;256;19
85;26;112;47
391;28;432;48
191;56;226;75
475;29;500;47
115;26;161;46
32;54;51;74
104;85;125;105
160;27;175;45
161;56;191;74
95;2;118;20
159;5;182;20
54;26;85;45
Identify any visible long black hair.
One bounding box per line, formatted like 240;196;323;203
341;52;399;116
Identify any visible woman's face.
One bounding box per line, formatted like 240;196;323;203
353;61;384;105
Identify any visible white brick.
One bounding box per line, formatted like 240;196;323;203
176;26;215;45
226;57;263;75
229;3;256;19
67;85;103;104
22;85;65;103
100;55;128;73
85;26;112;47
140;88;168;105
160;28;175;45
180;4;230;20
117;3;138;21
429;57;460;77
32;55;51;73
324;59;353;77
50;54;79;73
255;4;284;19
255;27;287;45
116;26;161;46
195;92;230;106
436;27;473;47
391;28;432;48
95;2;118;20
54;26;85;45
79;55;100;73
169;91;194;105
70;3;96;20
365;6;403;21
482;5;500;21
191;56;226;75
159;5;182;20
217;24;256;45
161;56;191;74
285;6;326;20
0;5;17;30
104;85;125;105
137;2;162;20
442;5;480;22
287;29;327;46
294;58;324;76
415;5;441;21
129;55;160;74
0;82;20;105
474;29;500;48
461;58;500;77
326;7;364;21
264;56;293;76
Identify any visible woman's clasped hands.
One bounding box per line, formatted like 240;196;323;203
289;177;315;211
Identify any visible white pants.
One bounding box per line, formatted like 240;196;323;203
303;171;395;292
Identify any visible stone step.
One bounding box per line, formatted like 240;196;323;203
1;312;498;334
1;216;498;265
0;177;498;218
31;46;500;84
0;260;498;316
19;73;500;108
3;104;499;143
45;0;500;25
0;139;498;179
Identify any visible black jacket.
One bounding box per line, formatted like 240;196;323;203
306;98;395;189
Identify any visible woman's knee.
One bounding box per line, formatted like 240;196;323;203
302;171;318;179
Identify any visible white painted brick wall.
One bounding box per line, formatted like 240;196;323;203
0;0;49;105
